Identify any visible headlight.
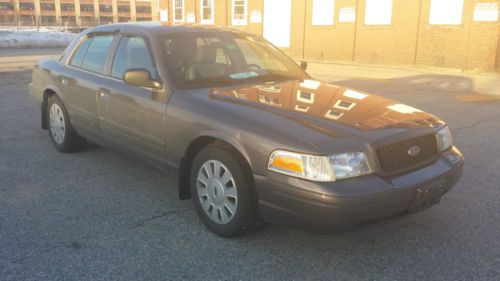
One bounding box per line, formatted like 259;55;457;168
437;126;453;151
268;150;334;182
268;150;373;182
329;152;373;180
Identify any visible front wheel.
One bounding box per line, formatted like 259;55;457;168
47;95;86;152
190;144;262;237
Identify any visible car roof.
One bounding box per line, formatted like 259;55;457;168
87;22;247;35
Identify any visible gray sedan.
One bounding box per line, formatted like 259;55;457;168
29;23;464;237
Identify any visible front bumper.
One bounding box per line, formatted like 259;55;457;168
254;146;464;233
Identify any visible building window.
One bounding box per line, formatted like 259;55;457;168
0;2;14;11
61;16;76;23
100;16;114;23
100;4;113;13
232;0;247;26
20;15;35;24
80;4;94;12
118;17;130;22
136;6;152;14
201;0;214;24
19;3;35;11
429;0;464;25
312;0;335;26
40;16;56;24
365;0;392;25
173;0;184;22
118;6;130;13
81;16;95;23
61;4;75;12
40;3;55;11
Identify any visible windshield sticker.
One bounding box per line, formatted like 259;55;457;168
229;72;259;80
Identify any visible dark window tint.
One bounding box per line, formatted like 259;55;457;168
81;35;114;74
69;37;92;68
111;36;158;80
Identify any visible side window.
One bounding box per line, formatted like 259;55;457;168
80;34;114;74
111;36;158;80
69;37;92;68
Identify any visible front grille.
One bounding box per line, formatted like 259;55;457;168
376;134;438;174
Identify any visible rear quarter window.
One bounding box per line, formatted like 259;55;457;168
80;35;114;74
69;37;92;68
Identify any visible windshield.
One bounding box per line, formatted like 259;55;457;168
161;32;309;88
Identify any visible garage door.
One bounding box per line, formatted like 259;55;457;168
263;0;291;48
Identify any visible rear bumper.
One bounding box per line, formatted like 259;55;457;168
254;146;464;233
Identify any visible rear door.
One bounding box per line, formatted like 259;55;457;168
96;32;167;166
64;33;116;137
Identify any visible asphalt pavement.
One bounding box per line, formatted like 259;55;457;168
1;48;499;281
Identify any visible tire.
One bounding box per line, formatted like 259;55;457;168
190;143;262;237
47;95;86;153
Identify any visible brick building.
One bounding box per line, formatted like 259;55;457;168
1;0;500;72
0;0;159;26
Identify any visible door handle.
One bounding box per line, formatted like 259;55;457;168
97;88;110;99
59;75;70;86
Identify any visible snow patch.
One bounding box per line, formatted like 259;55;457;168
0;27;78;49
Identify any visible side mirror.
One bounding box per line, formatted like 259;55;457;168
300;61;308;70
123;69;162;89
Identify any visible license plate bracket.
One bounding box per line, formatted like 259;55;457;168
408;183;445;213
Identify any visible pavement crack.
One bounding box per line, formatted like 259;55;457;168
8;239;91;266
453;113;500;132
130;207;193;230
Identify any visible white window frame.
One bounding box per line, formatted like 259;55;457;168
296;90;315;104
259;95;281;107
295;104;310;113
333;100;356;111
324;110;344;120
312;0;335;26
429;0;464;25
200;0;214;24
364;0;393;25
232;0;247;26
172;0;185;23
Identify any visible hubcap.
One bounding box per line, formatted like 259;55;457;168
49;103;65;144
196;160;238;224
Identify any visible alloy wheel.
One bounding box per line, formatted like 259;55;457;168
49;103;65;144
196;160;238;224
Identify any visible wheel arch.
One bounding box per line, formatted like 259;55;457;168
178;134;254;200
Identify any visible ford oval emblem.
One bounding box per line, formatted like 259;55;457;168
408;145;421;157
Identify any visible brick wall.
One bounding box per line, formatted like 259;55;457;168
159;0;500;72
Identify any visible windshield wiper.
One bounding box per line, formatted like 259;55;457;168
179;73;300;89
179;77;240;88
241;73;299;82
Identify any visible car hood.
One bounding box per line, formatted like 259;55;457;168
207;79;441;144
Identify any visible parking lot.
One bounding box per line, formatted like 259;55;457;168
1;48;499;281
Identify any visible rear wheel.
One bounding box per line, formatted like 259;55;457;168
47;95;86;152
190;144;262;237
